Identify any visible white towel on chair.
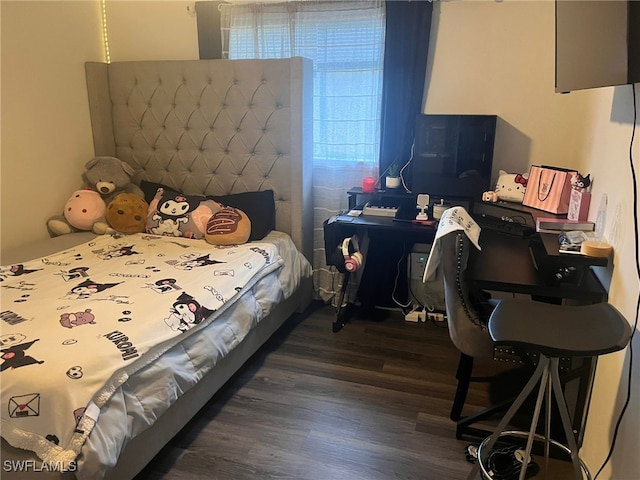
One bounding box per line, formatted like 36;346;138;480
423;206;481;282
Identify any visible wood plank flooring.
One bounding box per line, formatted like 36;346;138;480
135;303;573;480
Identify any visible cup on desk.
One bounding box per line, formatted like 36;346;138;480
362;177;376;193
433;202;448;220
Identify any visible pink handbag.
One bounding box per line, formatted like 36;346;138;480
522;165;576;214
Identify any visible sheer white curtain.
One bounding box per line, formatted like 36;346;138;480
220;1;384;302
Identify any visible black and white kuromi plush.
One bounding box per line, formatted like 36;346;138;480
571;172;591;192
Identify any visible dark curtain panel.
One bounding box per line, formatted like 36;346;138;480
379;1;433;177
195;1;224;59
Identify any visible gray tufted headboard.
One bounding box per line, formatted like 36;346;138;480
85;57;313;262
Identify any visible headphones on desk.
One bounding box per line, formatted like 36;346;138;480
342;235;363;273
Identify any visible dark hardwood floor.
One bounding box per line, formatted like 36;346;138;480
135;303;573;480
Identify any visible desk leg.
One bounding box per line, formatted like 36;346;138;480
332;271;352;333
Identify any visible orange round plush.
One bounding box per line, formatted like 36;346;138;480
105;193;149;234
205;207;251;245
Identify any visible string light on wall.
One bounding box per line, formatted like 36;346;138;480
101;0;111;64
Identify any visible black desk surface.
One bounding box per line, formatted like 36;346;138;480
466;229;607;303
327;214;608;304
329;214;436;234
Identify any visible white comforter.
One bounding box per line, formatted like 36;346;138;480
0;232;308;475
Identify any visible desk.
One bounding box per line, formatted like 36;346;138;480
465;229;606;447
323;212;609;447
467;229;608;304
323;215;437;328
324;215;608;311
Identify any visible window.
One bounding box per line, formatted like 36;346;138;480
221;1;385;167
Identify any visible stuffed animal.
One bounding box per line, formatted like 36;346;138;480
82;156;144;204
493;170;529;203
47;189;108;235
105;193;149;234
482;190;498;203
47;156;144;236
205;207;252;245
570;172;591;192
146;188;222;239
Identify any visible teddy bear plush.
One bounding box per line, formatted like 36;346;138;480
47;156;144;236
82;156;144;204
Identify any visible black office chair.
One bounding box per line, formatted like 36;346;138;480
440;230;531;439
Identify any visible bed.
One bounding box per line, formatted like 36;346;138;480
1;57;313;480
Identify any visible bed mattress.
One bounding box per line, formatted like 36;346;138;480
0;231;311;479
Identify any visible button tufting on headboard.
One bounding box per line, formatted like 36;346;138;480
85;57;313;262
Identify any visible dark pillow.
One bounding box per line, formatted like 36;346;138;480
141;180;173;204
140;180;275;241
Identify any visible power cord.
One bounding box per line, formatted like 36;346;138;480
375;147;413;194
594;81;639;479
406;255;426;311
391;243;413;309
399;142;414;193
483;445;540;479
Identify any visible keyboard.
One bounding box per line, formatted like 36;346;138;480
474;214;535;238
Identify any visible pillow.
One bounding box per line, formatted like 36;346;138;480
140;181;275;241
140;180;176;204
146;187;222;239
207;190;275;241
494;170;529;203
205;207;251;245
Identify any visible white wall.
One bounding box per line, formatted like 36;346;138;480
426;2;639;478
0;1;198;254
1;1;104;253
424;0;597;179
105;1;198;62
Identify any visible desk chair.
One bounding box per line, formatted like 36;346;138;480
470;299;631;480
441;231;529;439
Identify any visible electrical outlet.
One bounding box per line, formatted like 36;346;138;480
427;312;445;322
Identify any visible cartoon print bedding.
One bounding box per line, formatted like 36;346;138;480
0;233;283;468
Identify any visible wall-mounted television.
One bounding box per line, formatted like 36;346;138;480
411;114;497;201
556;0;640;93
